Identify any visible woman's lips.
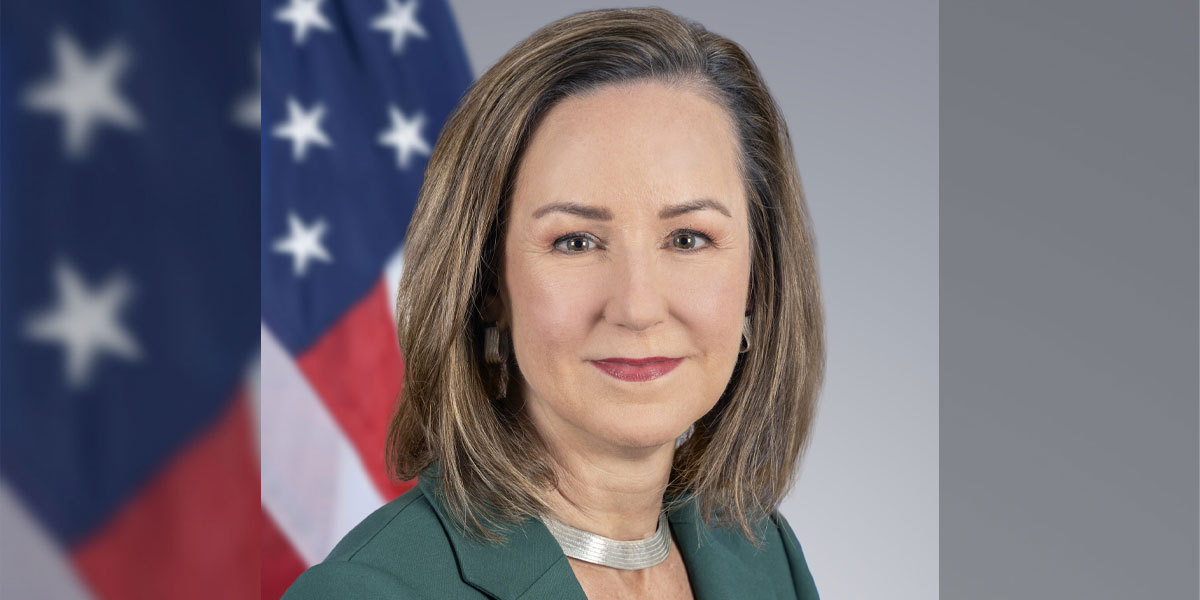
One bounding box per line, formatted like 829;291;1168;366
589;357;683;382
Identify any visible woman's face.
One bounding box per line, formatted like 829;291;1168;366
500;80;752;453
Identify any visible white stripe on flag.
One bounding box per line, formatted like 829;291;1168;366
260;323;385;566
0;479;91;600
384;244;405;323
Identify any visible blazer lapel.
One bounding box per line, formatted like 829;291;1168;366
669;498;781;600
417;470;588;600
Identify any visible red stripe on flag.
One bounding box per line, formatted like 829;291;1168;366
297;280;411;501
260;506;307;600
71;391;259;600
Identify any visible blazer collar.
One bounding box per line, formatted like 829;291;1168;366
668;502;782;600
417;468;587;600
418;467;779;600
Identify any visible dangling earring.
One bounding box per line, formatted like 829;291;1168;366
484;323;510;398
739;315;751;354
675;423;695;449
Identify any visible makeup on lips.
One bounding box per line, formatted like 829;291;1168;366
589;357;684;382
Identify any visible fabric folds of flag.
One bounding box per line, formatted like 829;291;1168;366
260;0;473;598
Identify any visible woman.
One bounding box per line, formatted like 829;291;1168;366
284;7;824;599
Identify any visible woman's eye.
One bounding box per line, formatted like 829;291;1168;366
555;235;595;253
554;231;710;253
671;231;710;251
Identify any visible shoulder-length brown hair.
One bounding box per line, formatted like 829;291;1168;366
388;7;824;543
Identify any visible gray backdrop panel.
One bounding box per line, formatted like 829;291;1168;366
942;0;1198;597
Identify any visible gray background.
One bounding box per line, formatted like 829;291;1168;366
942;0;1198;598
448;2;940;598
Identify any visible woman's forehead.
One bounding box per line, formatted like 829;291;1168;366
512;81;744;216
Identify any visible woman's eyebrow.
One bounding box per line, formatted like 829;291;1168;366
532;202;613;221
658;198;732;219
531;199;731;220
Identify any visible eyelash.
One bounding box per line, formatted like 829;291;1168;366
552;229;716;254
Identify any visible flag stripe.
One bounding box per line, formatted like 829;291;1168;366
261;324;385;566
261;506;308;600
71;391;258;600
0;480;90;600
296;280;411;501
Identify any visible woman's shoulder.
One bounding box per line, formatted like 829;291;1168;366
322;484;439;563
734;510;821;600
766;510;821;599
282;484;485;599
670;502;820;600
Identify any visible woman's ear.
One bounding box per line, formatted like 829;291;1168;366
481;281;509;330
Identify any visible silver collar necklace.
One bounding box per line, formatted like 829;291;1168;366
540;512;672;570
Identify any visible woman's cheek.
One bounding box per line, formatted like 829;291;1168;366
514;265;599;342
673;256;746;306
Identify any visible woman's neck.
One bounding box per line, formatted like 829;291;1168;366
541;439;676;541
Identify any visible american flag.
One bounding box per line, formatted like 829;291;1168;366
260;0;472;598
1;0;471;598
1;0;260;598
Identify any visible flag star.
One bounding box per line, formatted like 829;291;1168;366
23;29;141;159
24;260;142;389
233;46;260;130
275;0;334;45
371;0;429;54
378;104;430;170
273;211;333;277
273;97;332;162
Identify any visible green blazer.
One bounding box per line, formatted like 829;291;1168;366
283;469;820;599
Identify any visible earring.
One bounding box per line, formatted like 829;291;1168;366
675;423;695;449
484;324;510;398
739;315;751;354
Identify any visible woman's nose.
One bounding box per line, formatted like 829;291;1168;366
602;251;668;333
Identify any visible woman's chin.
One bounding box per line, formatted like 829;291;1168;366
588;417;690;452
